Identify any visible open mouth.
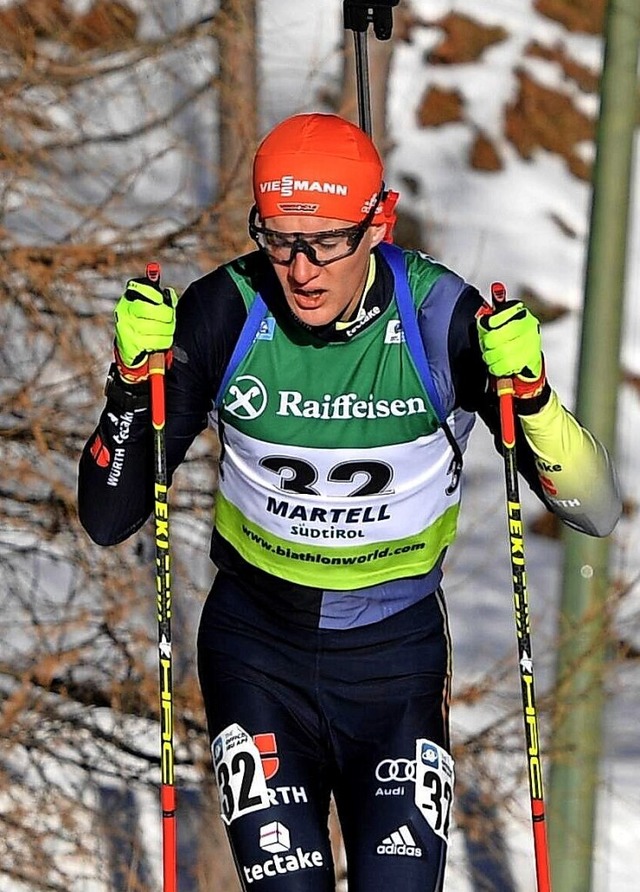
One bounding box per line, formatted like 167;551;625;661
292;289;326;308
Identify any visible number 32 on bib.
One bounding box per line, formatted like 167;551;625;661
212;723;271;825
414;739;454;842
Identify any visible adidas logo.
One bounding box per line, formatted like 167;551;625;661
376;824;422;858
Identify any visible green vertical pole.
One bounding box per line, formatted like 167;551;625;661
548;1;639;890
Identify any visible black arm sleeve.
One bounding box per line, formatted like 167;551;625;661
77;265;249;545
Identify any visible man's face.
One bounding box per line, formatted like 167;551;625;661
265;215;386;328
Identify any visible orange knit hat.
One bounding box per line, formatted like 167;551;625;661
252;114;385;223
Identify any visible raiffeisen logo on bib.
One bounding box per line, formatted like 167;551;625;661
276;390;429;420
242;822;324;884
224;375;268;420
224;376;431;423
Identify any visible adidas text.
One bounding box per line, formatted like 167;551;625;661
377;825;422;858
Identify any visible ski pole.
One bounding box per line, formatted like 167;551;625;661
146;261;178;892
491;281;552;892
343;0;399;137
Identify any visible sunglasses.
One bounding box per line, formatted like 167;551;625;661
248;193;383;267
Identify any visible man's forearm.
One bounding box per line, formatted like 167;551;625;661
519;390;622;537
78;401;153;545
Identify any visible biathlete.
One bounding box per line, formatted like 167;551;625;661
78;113;621;891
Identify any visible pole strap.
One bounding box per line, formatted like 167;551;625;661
343;0;399;40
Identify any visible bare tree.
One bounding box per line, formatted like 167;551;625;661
216;0;258;254
0;1;251;888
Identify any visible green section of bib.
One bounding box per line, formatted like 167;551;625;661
219;312;438;449
215;491;460;589
403;250;451;297
218;249;450;450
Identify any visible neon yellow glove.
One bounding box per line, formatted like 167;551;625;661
477;301;546;399
114;278;178;381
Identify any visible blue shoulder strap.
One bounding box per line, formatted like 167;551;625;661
214;293;268;407
378;242;448;423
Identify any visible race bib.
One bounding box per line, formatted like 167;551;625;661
212;723;271;825
414;739;454;842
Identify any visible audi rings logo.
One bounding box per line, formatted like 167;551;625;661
375;758;416;783
224;375;268;420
